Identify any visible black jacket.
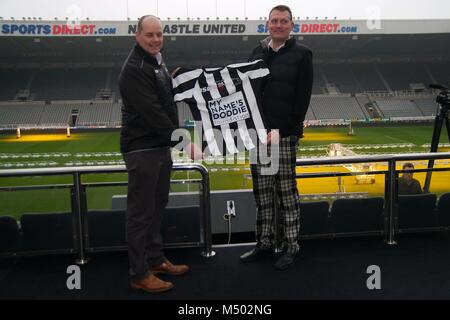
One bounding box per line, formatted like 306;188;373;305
249;37;313;137
119;44;178;153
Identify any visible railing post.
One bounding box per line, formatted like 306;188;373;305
385;159;397;245
73;172;88;264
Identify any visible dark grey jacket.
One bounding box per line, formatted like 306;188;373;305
119;44;178;153
249;36;313;137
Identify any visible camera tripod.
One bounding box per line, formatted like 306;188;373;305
423;84;450;193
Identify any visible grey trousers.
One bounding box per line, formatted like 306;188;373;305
123;147;172;281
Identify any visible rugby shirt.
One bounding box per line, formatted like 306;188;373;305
172;59;269;156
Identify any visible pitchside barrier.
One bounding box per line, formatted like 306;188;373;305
294;152;450;245
0;163;214;263
0;152;449;262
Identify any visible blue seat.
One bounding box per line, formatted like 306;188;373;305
162;206;200;244
0;216;20;253
299;201;330;235
86;206;201;249
330;197;384;233
20;212;73;251
87;210;126;248
437;193;450;227
398;193;437;230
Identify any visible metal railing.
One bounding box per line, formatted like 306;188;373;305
0;163;214;263
1;152;449;260
295;152;450;244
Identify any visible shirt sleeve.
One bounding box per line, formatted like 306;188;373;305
120;66;177;142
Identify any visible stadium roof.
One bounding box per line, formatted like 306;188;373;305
1;19;449;66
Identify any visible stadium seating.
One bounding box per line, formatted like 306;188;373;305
0;216;20;253
427;62;450;88
1;60;449;129
32;68;110;101
310;96;367;120
0;69;34;101
20;212;74;251
312;65;326;94
330;197;384;234
377;63;430;91
86;206;200;250
414;97;438;116
87;210;126;248
162;206;201;244
374;98;424;118
322;63;360;93
398;193;437;231
76;101;114;126
0;101;45;128
109;103;122;126
350;64;387;92
437;192;450;227
299;201;331;236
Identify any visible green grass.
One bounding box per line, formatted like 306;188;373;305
0;125;449;218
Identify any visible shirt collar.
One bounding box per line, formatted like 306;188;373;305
268;39;287;52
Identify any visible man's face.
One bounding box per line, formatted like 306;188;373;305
267;9;294;43
135;17;163;56
403;167;414;181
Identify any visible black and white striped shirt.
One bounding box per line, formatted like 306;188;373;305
172;60;269;156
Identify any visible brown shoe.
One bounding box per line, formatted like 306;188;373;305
151;259;189;276
130;274;174;293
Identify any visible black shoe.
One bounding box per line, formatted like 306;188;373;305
274;252;296;270
240;247;271;263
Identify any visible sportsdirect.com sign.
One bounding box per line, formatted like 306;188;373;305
257;23;358;34
1;23;117;35
0;20;447;36
0;22;357;36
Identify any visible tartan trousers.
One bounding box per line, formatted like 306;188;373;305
250;136;301;255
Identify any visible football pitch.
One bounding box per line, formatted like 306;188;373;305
0;125;449;218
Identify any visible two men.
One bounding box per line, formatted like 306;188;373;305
240;5;313;270
119;4;313;294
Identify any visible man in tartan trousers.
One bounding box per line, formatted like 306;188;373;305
240;4;313;270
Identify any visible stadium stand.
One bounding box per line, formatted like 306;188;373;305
350;64;387;92
109;102;122;127
304;106;316;120
374;98;424;118
414;96;439;116
32;68;110;101
427;62;450;86
76;101;113;126
310;95;367;120
377;63;430;91
312;65;327;94
39;102;74;127
322;63;360;93
0;101;45;128
0;69;34;101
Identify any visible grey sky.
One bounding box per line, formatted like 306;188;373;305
1;0;450;20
